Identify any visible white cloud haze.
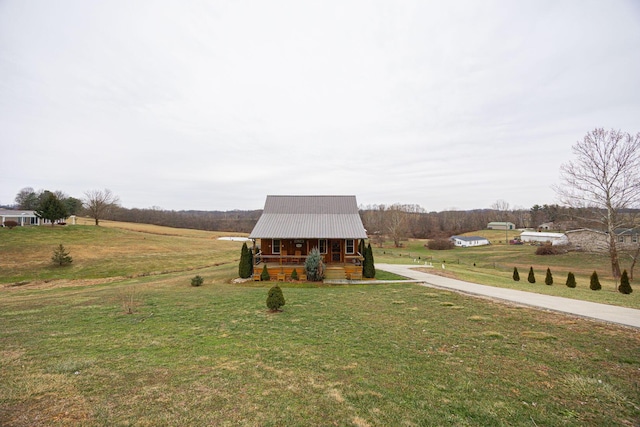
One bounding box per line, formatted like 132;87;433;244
1;0;639;211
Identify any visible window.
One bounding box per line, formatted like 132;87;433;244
273;239;281;254
319;239;327;254
619;236;625;243
633;235;638;244
345;239;355;254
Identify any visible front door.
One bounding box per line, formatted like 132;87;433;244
330;240;342;263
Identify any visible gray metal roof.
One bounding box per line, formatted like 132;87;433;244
249;195;367;239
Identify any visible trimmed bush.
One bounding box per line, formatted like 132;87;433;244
565;272;576;288
266;285;285;312
52;244;73;266
290;268;299;281
545;268;553;286
590;271;601;291
527;267;536;284
191;275;204;286
513;267;520;281
260;264;270;281
427;238;455;250
3;220;18;229
618;270;633;294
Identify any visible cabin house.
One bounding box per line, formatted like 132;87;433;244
487;221;516;230
519;231;567;245
450;236;490;248
249;195;368;280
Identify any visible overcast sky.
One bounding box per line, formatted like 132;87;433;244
1;1;639;212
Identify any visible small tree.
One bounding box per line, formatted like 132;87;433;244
266;285;285;312
513;267;520;281
590;271;601;291
290;268;299;281
191;275;204;286
260;264;270;281
545;268;553;286
305;247;325;281
52;244;73;266
618;270;633;294
565;272;577;288
527;267;536;283
363;243;376;278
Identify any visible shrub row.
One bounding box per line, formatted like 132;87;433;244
512;267;632;294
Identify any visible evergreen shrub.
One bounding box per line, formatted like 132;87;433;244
260;264;270;281
618;270;633;294
590;271;601;290
266;285;285;311
565;272;576;288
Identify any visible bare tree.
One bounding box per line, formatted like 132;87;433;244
387;205;408;248
83;189;120;226
555;128;640;280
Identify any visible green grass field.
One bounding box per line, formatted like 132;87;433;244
1;224;639;426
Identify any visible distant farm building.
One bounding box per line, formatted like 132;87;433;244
519;231;567;245
487;221;515;230
451;236;491;248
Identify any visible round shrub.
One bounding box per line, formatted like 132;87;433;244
266;285;285;312
191;275;204;286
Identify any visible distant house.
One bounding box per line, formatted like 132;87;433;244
538;222;554;230
249;195;368;280
615;228;640;248
564;228;639;252
451;236;491;248
0;210;41;226
519;231;567;245
564;229;608;252
487;221;516;230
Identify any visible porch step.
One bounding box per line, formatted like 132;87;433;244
324;267;346;280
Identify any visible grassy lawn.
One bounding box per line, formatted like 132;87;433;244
372;232;640;310
1;224;639;426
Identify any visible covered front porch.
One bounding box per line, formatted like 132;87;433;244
252;237;364;281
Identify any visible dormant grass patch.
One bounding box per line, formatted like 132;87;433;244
0;223;639;426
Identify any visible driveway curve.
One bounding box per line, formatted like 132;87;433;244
377;263;640;329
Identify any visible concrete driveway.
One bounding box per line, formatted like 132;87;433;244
376;263;640;329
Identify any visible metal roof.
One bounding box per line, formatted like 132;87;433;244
249;195;367;239
451;236;489;242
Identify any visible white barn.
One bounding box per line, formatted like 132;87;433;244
519;231;567;245
451;236;491;247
